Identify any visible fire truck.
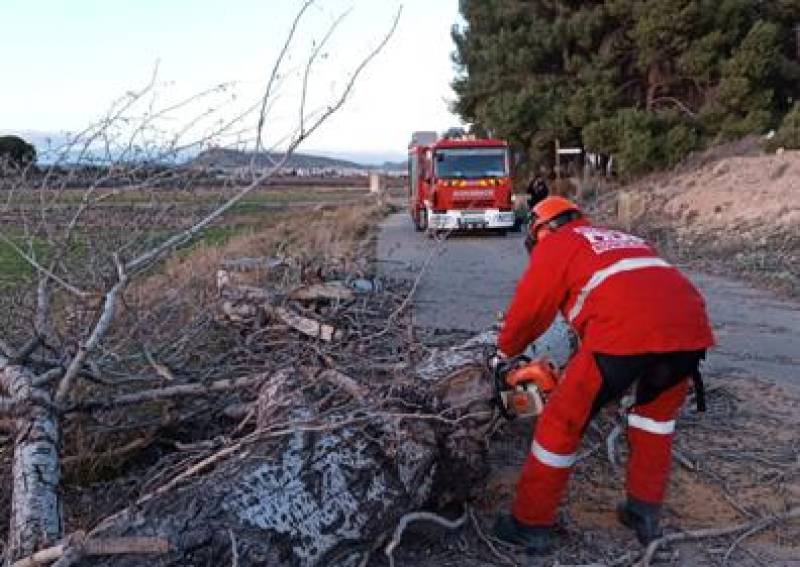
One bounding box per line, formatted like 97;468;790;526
407;131;515;234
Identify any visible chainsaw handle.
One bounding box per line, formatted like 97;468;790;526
486;350;532;420
484;345;531;368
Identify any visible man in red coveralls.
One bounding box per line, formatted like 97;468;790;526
492;196;714;553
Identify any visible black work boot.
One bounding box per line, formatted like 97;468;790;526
617;497;663;545
493;513;554;555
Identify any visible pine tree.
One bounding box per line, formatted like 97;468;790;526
452;0;800;176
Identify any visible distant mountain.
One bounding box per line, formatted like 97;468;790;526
193;148;359;170
307;150;407;168
380;160;406;171
192;148;405;171
1;130;407;171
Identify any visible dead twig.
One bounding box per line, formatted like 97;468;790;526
62;436;153;467
56;258;128;403
268;305;342;342
606;422;623;468
0;396;14;416
318;369;365;402
228;529;239;567
384;508;468;567
721;508;798;566
639;506;800;567
73;372;269;410
468;506;517;566
11;533;169;567
672;447;697;471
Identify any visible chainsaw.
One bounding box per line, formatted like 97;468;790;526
488;353;561;419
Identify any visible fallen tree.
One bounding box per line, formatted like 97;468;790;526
4;259;569;566
81;359;496;566
4;251;490;566
64;271;508;566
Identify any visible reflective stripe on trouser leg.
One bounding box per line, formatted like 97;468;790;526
626;378;689;504
512;348;603;525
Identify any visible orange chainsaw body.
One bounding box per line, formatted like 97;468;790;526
501;358;560;418
505;359;559;394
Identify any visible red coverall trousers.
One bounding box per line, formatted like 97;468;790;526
512;347;693;526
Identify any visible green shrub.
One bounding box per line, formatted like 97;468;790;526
767;103;800;151
584;110;699;177
665;123;700;166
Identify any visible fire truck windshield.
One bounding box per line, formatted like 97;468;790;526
433;148;508;179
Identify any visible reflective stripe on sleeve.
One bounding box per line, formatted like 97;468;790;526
531;440;577;468
567;257;672;322
628;414;676;435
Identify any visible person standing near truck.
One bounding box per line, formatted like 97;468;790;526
525;175;549;209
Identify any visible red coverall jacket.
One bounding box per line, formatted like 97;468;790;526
498;219;714;357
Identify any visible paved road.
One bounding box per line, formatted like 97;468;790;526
378;213;800;389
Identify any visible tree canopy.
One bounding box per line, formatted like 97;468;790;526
0;135;36;170
452;0;800;176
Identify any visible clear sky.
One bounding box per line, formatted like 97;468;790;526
0;0;463;162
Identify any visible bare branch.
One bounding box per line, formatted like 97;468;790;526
254;0;317;156
468;507;518;566
295;6;402;145
640;506;800;566
55;265;128;403
32;368;64;389
72;372;269;410
13;337;43;366
124;10;400;276
11;533;169;567
34;276;52;340
385;508;468;567
318;369;364;402
228;529;239;567
0;337;16;358
0;232;88;298
300;9;351;136
651;96;698;119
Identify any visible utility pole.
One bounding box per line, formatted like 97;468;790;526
555;139;560;181
795;23;800;61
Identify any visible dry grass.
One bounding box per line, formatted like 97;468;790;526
0;201;390;535
132;203;382;312
587;149;800;297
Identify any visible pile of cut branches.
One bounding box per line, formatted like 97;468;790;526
2;245;502;566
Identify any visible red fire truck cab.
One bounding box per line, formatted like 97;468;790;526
408;131;515;233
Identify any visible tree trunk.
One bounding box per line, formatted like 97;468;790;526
82;328;572;566
0;359;62;561
83;364;496;566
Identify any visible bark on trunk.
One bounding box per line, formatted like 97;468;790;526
0;358;62;561
77;330;571;566
82;355;498;566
